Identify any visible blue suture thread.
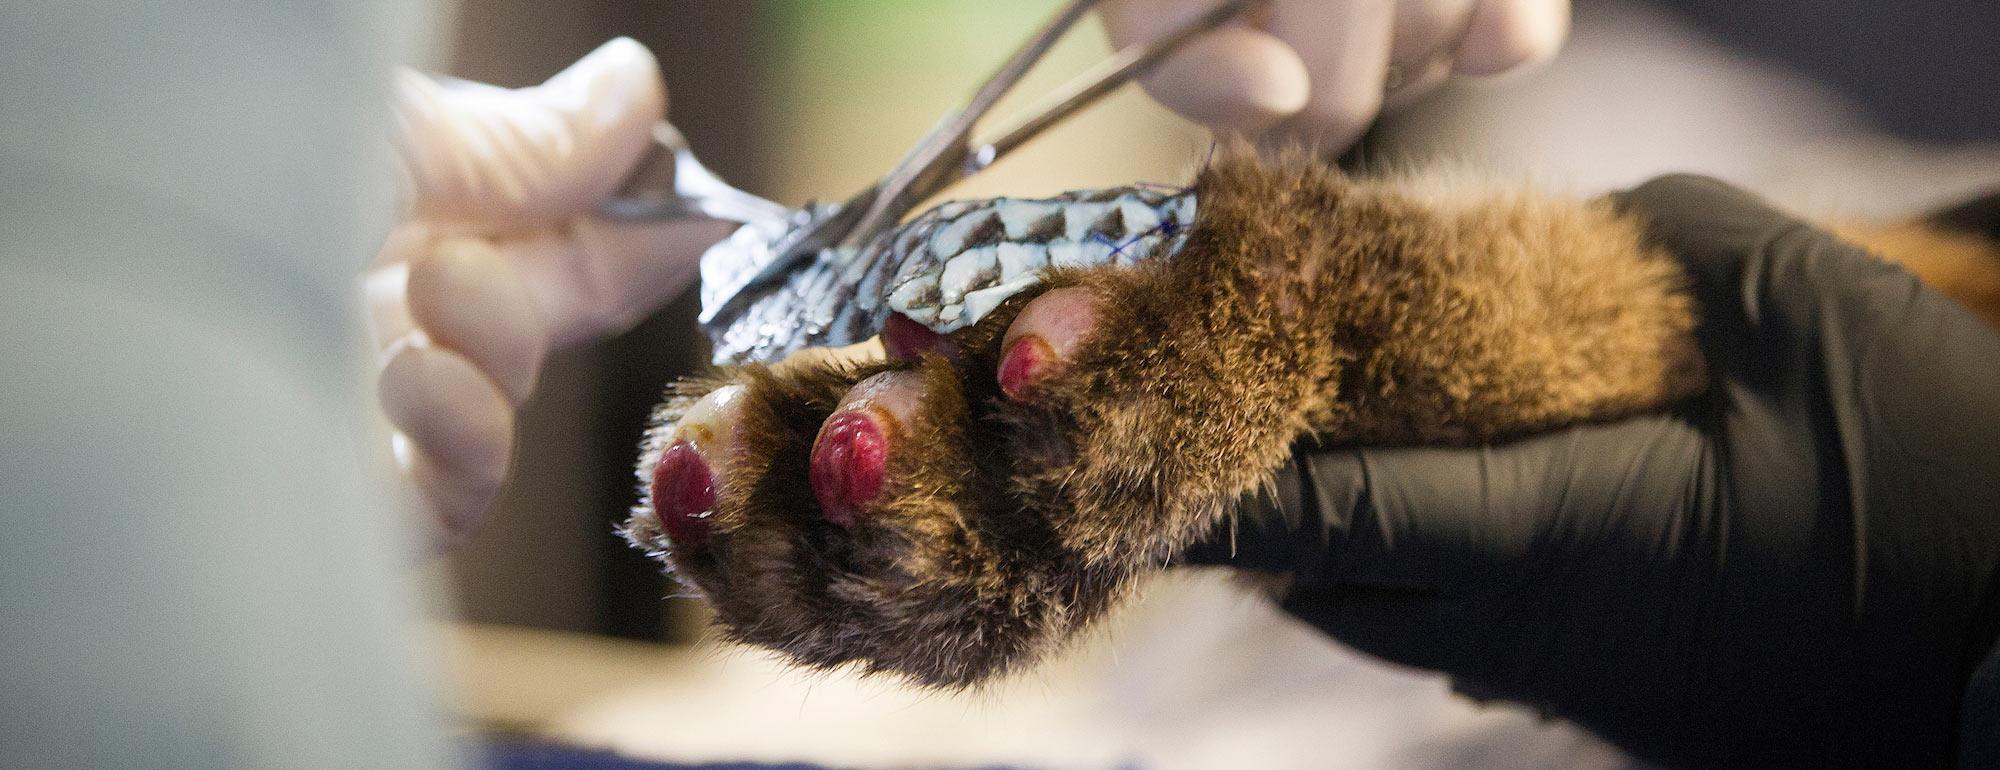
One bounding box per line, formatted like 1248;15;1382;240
1085;142;1212;262
1090;230;1127;257
1106;142;1211;259
1096;211;1181;261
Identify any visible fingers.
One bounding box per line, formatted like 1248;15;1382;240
403;236;553;403
393;37;666;231
1263;414;1715;697
364;249;418;356
1102;0;1311;134
371;200;729;548
378;343;516;541
1454;0;1568;76
387;215;726;403
1389;0;1474;64
512;214;735;347
378;37;735;548
1098;0;1398;146
388;212;730;383
1381;0;1471;107
1103;0;1571;147
1285;416;1712;596
1263;0;1397;149
1153;28;1313;133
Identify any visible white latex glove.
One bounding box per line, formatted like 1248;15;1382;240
1102;0;1569;147
368;38;738;545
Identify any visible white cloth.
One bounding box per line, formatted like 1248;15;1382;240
0;2;459;767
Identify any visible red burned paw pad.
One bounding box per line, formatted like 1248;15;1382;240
651;441;717;543
810;411;889;527
997;335;1053;401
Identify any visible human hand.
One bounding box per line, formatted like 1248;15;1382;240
1191;176;2000;766
368;38;739;545
1101;0;1570;147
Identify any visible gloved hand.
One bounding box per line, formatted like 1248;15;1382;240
368;38;737;544
1191;176;2000;766
1101;0;1569;146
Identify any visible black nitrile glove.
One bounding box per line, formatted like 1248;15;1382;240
1192;176;2000;768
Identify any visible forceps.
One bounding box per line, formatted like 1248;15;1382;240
605;0;1263;323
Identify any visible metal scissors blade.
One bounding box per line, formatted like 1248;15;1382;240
602;121;791;225
844;0;1262;250
703;0;1260;321
602;0;1262;362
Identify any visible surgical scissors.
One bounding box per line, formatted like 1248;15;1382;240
606;0;1263;325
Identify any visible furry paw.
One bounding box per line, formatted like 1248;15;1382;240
623;150;1705;687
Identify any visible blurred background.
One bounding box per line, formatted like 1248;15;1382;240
428;2;1997;769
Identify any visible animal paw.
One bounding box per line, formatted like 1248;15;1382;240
623;149;1705;687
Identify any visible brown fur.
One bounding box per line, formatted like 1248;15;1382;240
623;147;1996;688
